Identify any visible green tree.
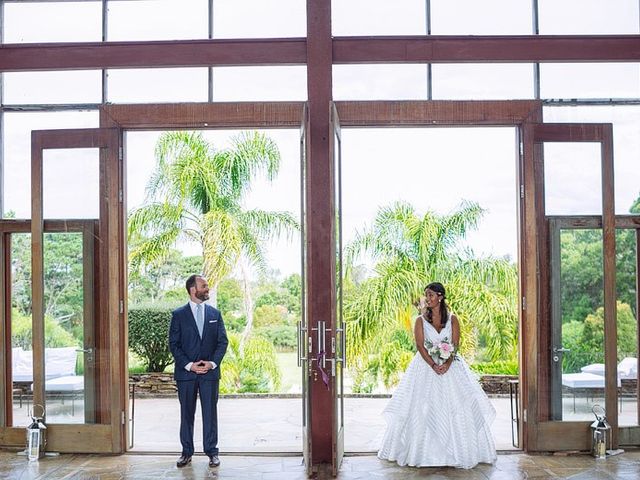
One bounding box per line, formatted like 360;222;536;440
127;131;299;345
219;332;281;393
344;201;518;387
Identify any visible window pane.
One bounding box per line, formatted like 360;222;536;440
332;0;426;36
432;64;534;100
213;0;306;38
108;0;208;41
538;0;640;34
4;2;101;43
4;71;102;105
431;0;532;35
333;65;428;100
3;111;99;219
43;150;99;219
544;143;602;215
11;232;31;427
212;66;307;101
107;68;208;103
540;63;640;100
543;105;640;215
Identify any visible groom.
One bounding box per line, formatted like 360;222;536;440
169;274;228;468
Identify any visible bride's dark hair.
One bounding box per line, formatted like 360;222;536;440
425;282;448;326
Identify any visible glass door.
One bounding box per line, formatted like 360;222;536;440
529;122;617;450
298;105;312;475
331;103;345;475
31;128;124;452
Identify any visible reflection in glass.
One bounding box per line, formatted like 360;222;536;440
107;68;208;103
42;233;88;425
432;64;534;100
543;105;640;215
2;111;99;220
431;0;532;35
616;229;638;426
540;63;640;100
3;71;102;105
43;149;99;219
4;2;101;43
11;233;32;427
543;143;602;215
556;229;607;420
107;0;208;41
538;0;639;35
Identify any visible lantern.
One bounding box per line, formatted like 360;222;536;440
26;405;47;461
590;404;611;459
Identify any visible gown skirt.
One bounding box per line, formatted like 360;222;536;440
377;352;497;469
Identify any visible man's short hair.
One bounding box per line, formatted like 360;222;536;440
185;274;202;294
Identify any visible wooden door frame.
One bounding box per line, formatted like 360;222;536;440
99;99;542;458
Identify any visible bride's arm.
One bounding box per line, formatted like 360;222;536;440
441;315;460;373
414;318;437;370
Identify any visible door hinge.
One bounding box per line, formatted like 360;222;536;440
523;409;527;422
118;146;123;161
119;300;124;314
519;140;524;156
520;184;524;199
522;296;526;311
121;411;126;425
119;189;123;203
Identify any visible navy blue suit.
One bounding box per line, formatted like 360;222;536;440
169;303;228;457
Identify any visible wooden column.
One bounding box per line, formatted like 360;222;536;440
306;0;334;467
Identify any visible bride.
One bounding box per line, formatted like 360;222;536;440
377;282;497;469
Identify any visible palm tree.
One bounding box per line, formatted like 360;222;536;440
344;200;518;380
128;131;299;340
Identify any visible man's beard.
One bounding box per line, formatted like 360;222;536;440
196;291;209;302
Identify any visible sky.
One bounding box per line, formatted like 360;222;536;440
2;0;640;280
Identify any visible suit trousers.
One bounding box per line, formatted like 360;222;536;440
177;375;220;456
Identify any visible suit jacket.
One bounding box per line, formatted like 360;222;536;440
169;303;228;382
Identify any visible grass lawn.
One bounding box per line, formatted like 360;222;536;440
276;351;302;393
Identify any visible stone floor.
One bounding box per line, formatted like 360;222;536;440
1;450;640;479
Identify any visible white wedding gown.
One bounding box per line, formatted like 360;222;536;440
378;314;497;469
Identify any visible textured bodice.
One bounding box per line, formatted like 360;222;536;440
420;312;452;343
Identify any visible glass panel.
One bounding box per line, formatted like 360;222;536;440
4;2;101;43
333;65;428;100
43;150;99;219
42;232;89;424
3;71;102;105
558;228;606;420
543;143;602;215
332;0;426;36
212;66;307;101
11;233;32;427
543;105;640;215
432;64;534;100
213;0;306;38
107;68;208;103
540;63;640;100
617;228;638;426
3;111;99;220
107;0;208;41
431;0;532;35
538;0;640;35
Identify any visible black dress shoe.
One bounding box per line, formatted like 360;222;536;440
208;455;220;467
176;455;192;468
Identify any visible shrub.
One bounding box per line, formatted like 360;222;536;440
128;305;175;372
220;333;281;393
470;360;519;375
11;309;77;349
254;324;297;350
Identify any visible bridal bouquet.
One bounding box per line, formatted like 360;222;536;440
425;338;457;365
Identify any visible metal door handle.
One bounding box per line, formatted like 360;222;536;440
76;347;94;354
553;347;571;353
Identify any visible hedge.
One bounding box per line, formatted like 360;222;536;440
128;305;175;372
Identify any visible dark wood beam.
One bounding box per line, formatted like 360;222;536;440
2;35;640;72
0;38;307;71
306;0;334;469
333;35;640;63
